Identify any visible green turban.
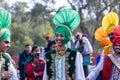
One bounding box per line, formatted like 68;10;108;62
53;8;80;44
0;28;10;42
0;10;11;42
55;25;72;44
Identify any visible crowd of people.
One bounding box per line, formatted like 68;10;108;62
0;8;120;80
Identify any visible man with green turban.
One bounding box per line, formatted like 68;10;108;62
43;9;85;80
0;10;18;80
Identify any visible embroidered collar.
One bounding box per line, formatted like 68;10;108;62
108;54;120;69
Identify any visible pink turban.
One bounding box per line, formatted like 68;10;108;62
114;25;120;38
113;36;120;47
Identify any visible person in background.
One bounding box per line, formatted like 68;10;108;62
67;35;76;49
41;39;57;60
0;10;18;80
18;44;32;80
25;46;45;80
49;39;57;50
44;34;52;53
75;32;93;77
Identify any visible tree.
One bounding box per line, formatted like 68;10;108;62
39;0;120;52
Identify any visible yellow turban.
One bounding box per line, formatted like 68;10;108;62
102;12;119;35
106;25;116;35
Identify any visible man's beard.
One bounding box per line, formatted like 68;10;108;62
116;52;120;54
115;49;120;54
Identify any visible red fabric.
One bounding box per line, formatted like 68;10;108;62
114;25;120;38
35;59;45;78
26;62;36;80
26;59;45;80
101;55;113;80
113;36;120;48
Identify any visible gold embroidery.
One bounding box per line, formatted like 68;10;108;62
46;59;49;62
68;77;72;80
71;57;73;60
108;54;120;69
50;66;52;69
72;73;75;79
51;54;54;59
50;53;55;79
67;71;69;74
57;45;66;56
0;56;5;72
51;76;54;80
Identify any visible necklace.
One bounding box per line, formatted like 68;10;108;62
57;46;67;59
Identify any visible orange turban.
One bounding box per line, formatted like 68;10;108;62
94;27;107;41
100;38;112;47
45;34;51;41
103;44;112;54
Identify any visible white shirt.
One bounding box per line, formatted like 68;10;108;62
75;37;93;54
87;50;120;80
87;50;105;80
8;61;19;80
43;51;85;80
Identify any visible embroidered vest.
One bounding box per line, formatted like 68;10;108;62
46;48;77;80
2;54;10;71
1;54;10;80
101;55;113;80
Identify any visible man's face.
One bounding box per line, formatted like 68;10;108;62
108;33;114;42
113;43;120;54
25;46;32;54
0;40;11;52
50;44;57;50
55;33;64;46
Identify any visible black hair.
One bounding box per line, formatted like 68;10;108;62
31;45;39;53
49;40;56;47
25;44;31;47
45;39;56;52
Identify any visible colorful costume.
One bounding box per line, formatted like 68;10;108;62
87;12;119;80
0;10;18;80
43;9;85;80
101;36;120;80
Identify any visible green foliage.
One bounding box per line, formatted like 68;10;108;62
2;0;120;55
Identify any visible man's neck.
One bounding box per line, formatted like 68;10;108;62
114;53;120;58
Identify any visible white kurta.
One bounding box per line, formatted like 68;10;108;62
87;50;120;80
8;61;19;80
75;37;93;54
43;51;85;80
87;50;105;80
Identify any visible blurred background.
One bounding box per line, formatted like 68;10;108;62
0;0;120;55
